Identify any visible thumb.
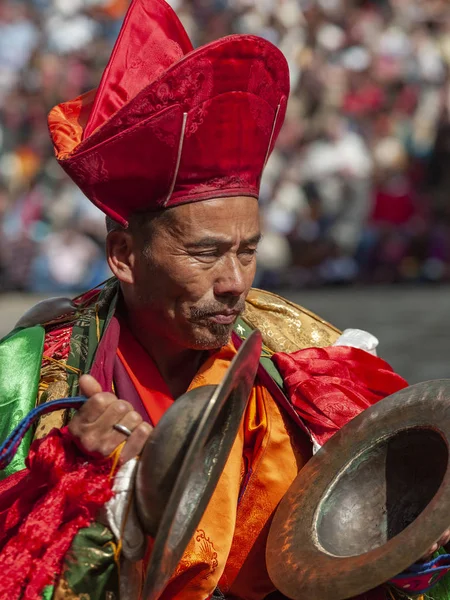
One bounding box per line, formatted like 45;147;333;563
79;373;103;398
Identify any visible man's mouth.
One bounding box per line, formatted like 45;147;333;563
190;305;244;327
206;311;240;325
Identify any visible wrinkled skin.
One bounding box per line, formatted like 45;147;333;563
68;195;450;558
71;373;152;464
121;196;261;355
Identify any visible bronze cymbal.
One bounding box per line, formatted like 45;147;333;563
136;329;262;600
266;379;450;600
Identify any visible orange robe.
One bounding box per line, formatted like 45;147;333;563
117;326;312;600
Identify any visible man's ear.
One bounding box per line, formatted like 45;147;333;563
106;230;136;284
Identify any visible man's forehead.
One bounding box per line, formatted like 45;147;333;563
184;232;262;248
165;196;260;240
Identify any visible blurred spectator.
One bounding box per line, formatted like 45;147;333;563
1;0;450;292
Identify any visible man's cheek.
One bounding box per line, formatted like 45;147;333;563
173;273;214;301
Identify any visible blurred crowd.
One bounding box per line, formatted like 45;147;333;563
0;0;450;291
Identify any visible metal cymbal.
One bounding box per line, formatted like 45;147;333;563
136;329;262;600
266;379;450;600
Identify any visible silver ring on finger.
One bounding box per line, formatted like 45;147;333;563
113;423;133;437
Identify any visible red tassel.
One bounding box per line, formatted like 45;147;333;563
0;427;113;599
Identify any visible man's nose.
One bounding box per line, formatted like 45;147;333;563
214;257;247;297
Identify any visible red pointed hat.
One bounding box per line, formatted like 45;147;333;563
48;0;289;227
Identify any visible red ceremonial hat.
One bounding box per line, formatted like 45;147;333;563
48;0;290;227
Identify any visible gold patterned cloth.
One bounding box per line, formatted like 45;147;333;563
243;288;341;353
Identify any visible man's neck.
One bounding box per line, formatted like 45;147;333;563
125;317;208;399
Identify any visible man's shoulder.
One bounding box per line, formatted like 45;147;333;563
14;287;102;332
243;288;341;353
0;286;103;379
1;287;106;442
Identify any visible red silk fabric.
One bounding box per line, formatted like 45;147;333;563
84;0;193;138
47;0;289;227
272;346;408;447
0;428;113;599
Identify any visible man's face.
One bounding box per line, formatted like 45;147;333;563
130;196;260;350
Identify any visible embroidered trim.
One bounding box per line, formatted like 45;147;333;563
195;529;218;580
164;112;187;206
263;103;281;167
95;304;101;342
72;279;108;305
42;355;81;375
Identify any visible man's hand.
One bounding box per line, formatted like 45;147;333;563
68;374;152;463
420;528;450;561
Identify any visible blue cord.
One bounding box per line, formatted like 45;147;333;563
0;396;87;471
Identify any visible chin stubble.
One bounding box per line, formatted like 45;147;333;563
192;318;237;349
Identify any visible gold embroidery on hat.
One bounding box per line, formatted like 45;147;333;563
263;103;281;168
164;112;188;206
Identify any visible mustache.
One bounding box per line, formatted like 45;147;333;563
190;301;246;321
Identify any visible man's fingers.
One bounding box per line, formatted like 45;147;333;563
93;399;134;431
421;528;450;560
68;378;153;463
101;409;146;455
119;422;153;464
76;392;119;423
437;529;450;548
79;374;103;398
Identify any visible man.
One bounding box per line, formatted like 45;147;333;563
1;0;450;598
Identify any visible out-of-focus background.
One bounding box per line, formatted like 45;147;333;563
0;0;449;381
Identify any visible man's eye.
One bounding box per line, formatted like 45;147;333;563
241;248;258;256
195;250;220;258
